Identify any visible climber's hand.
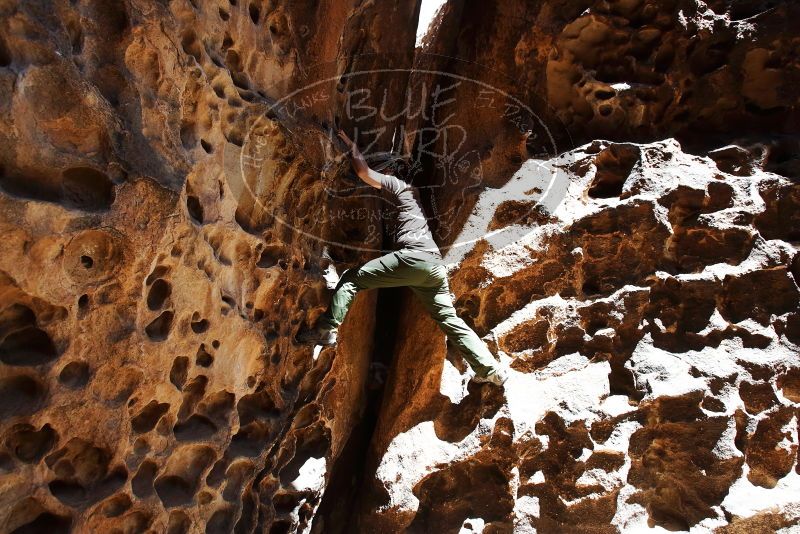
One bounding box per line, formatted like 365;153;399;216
335;129;379;188
337;129;356;152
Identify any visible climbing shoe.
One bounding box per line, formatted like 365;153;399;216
472;366;509;386
296;326;338;346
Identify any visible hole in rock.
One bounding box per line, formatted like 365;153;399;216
174;414;217;441
154;446;216;508
0;169;61;203
191;317;210;334
231;72;250;91
169;356;189;390
61;167;115;211
278;426;329;485
48;467;128;507
180;122;197;149
221;294;236;310
257;246;282;268
181;30;202;62
408;461;514;532
196;344;214;367
273;492;297;514
66;20;83;55
187;195;204;224
235;492;257;532
146;265;170;285
4;423;57;462
206;506;236;534
131;401;170;433
206;457;229;488
201;390;235;426
0;452;12;472
221;460;253;502
0;35;11;67
10;512;72;534
147;279;171;310
145;311;174;341
99;493;131;517
201;139;213;153
222;33;234;49
167;510;192;534
132;459;158;498
59;361;90;388
595;89;615;100
133;437;150;456
224;128;245;147
177;376;208;421
95;0;129;34
248;3;260;23
80;255;93;268
155;476;195;508
225;49;241;70
229;421;271;457
0;326;58;366
587;144;640;198
237;388;279;427
0;375;46;420
270;521;292;534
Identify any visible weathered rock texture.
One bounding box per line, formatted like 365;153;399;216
0;0;799;533
354;138;800;532
0;0;417;532
418;0;800;145
353;0;800;532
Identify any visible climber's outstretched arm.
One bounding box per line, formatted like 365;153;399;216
337;129;382;189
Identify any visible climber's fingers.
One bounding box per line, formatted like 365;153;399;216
337;129;354;149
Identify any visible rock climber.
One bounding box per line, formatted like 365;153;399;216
297;130;509;386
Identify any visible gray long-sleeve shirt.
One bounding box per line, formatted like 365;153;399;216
377;172;443;260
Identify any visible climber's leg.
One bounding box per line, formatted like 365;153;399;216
316;249;427;331
411;265;500;378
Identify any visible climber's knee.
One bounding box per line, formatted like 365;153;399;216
338;268;365;289
431;307;465;333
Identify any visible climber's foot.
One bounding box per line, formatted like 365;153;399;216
296;326;338;346
472;366;509;386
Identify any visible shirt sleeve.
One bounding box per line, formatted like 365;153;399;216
377;172;406;195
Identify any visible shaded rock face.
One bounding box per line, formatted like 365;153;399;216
0;2;798;534
418;0;800;145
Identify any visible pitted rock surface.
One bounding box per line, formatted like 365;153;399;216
353;139;800;532
0;0;416;532
0;0;799;533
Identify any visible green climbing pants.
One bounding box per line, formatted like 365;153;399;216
318;248;500;378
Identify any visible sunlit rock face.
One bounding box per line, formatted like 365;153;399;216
353;138;800;532
347;0;800;532
1;0;799;534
